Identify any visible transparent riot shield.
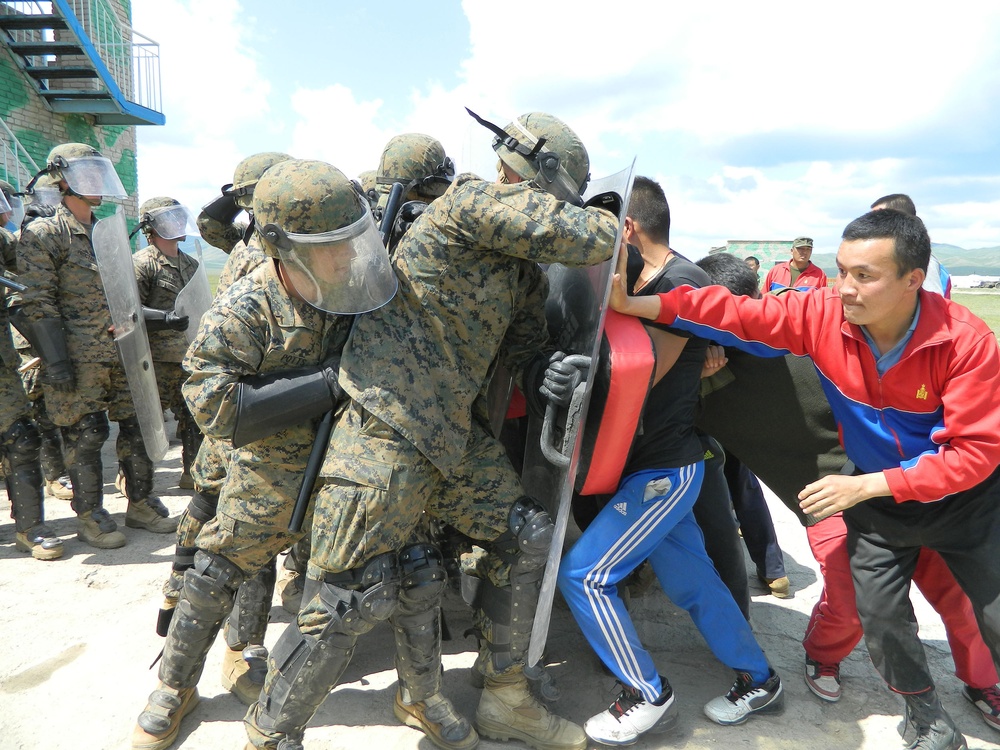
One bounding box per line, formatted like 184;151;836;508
92;208;168;461
174;240;213;344
523;161;636;670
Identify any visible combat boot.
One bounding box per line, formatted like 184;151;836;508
45;475;74;500
221;644;268;706
277;571;304;614
16;525;64;560
132;683;199;750
901;689;968;750
395;688;479;750
126;496;179;534
77;508;126;549
475;671;587;750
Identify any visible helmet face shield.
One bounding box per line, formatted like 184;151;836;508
145;204;198;240
0;189;11;216
8;194;24;228
261;208;397;314
58;155;127;199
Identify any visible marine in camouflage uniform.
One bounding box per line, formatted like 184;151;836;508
9;143;177;550
2;179;74;502
246;112;618;750
132;160;366;750
132;197;201;489
0;188;63;561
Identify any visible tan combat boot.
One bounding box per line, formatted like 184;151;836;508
132;683;199;750
45;475;74;500
395;688;479;750
475;671;586;750
220;645;266;706
277;571;304;615
15;526;65;560
126;497;179;534
77;508;126;549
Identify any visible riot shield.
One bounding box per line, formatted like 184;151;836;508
92;209;169;461
174;240;213;344
523;161;635;669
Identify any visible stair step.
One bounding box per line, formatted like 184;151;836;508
0;13;67;31
26;66;98;79
40;89;108;99
8;41;84;56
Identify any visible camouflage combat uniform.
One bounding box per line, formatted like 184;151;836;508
133;243;202;475
13;204;166;541
195;211;245;255
215;235;267;297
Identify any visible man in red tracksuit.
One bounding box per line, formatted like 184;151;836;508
611;208;1000;750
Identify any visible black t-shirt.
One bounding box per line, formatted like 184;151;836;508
623;245;711;474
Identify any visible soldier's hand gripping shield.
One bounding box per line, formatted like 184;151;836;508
174;240;213;344
92;208;168;461
521;161;636;670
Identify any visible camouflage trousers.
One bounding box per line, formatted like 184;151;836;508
308;402;518;583
43;361;136;426
153;361;196;435
190;435;229;497
0;360;31;435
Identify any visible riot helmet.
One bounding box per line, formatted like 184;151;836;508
253;159;397;314
224;151;292;211
0;179;14;218
137;196;199;240
467;108;590;204
30;142;127;200
375;133;454;201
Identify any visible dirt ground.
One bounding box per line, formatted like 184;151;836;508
2;421;1000;750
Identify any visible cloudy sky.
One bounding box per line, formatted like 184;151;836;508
131;0;1000;256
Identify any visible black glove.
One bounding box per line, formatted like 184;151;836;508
540;351;590;407
143;307;189;332
320;355;344;403
41;359;75;392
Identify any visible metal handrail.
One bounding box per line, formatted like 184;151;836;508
0;0;161;112
0;117;40;190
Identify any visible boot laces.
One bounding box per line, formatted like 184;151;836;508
608;683;644;719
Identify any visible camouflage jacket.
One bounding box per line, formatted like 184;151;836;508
341;173;618;473
216;236;267;297
133;244;200;363
13;204;116;364
182;259;352;490
196;211;246;255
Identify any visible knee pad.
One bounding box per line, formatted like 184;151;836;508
70;412;110;458
185;550;245;613
398;543;448;606
318;551;400;637
227;559;278;648
493;497;553;573
2;417;41;466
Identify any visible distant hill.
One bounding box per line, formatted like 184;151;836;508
813;243;1000;277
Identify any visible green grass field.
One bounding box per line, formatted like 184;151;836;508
952;291;1000;335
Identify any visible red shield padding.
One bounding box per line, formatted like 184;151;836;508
575;310;656;495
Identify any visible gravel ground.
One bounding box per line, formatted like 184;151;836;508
2;420;999;750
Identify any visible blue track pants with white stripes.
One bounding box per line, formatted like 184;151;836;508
558;463;771;702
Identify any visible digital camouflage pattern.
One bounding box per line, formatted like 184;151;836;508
231;151;293;210
0;344;30;433
133;244;200;362
14;204;117;365
375;133;454;203
190;433;230;497
182;261;353;574
196;211;246;253
494;112;590;192
44;361;136;426
215;237;267;296
339;173;618;474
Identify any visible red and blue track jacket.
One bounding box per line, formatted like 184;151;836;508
762;260;828;293
652;285;1000;504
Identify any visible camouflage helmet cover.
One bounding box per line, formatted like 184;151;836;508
376;133;454;199
227;151;293;210
493;112;590;195
253;159;396;313
253;159;367;258
138;196;196;240
0;179;14;201
41;141;126;198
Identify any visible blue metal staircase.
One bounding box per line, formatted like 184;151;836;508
0;0;164;126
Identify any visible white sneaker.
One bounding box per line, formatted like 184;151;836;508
704;669;783;726
584;677;677;746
